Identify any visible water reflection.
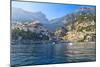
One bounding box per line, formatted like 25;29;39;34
11;42;96;66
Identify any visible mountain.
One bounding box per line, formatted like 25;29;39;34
54;7;96;42
12;7;96;34
50;17;65;30
12;7;49;24
50;7;96;30
65;7;96;24
11;6;96;42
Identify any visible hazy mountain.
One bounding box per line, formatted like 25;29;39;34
49;17;65;31
12;7;49;24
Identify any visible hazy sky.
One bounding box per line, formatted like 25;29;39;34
12;1;95;20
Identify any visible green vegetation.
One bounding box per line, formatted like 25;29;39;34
55;10;96;42
12;28;49;41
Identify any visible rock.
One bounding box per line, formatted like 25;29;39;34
63;31;85;42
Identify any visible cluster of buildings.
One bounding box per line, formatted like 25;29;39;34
11;21;48;34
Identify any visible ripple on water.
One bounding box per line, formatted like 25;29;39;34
11;42;96;66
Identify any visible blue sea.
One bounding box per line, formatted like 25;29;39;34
11;42;96;66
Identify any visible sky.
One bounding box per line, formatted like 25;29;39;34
12;1;95;20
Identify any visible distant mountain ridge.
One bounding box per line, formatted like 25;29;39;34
12;7;49;24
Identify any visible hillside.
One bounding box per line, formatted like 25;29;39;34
55;7;96;42
11;21;53;41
